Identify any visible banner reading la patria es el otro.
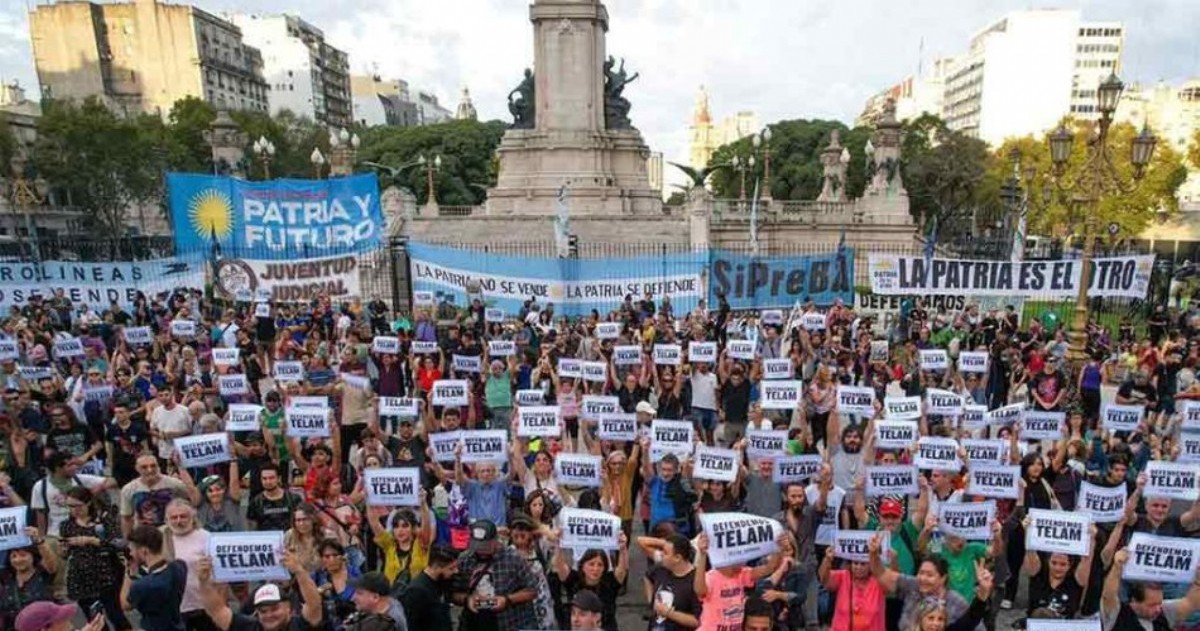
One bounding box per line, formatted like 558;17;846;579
868;254;1153;299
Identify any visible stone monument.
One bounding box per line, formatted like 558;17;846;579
863;98;909;218
816;129;851;202
486;0;661;215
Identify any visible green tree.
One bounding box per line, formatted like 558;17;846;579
901;114;998;236
989;119;1187;238
1189;128;1200;171
356;119;507;205
0;115;15;177
230;109;330;179
164;96;216;173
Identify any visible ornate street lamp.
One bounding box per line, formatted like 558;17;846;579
310;148;326;179
418;154;442;206
252;136;275;180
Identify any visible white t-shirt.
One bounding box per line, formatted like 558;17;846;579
805;483;846;546
220;322;240;348
151;403;192;459
172;528;211;613
690;371;719;411
31;474;108;537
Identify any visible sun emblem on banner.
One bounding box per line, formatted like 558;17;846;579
188;189;234;240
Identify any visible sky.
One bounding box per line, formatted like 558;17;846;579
3;0;1199;182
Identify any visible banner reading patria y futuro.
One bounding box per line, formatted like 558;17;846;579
868;254;1153;299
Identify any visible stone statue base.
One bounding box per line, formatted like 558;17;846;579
485;128;662;215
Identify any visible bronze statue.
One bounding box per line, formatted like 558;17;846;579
507;68;536;129
603;56;639;129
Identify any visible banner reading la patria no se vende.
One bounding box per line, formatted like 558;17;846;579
868;254;1153;298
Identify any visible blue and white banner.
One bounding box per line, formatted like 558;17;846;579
709;250;854;309
167;173;383;258
0;258;205;309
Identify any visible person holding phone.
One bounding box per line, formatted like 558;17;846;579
15;602;106;631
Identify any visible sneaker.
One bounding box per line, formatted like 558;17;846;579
1000;599;1013;610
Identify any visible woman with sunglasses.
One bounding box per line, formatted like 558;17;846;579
60;486;128;630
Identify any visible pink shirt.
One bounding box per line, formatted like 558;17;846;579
829;569;886;631
698;566;754;631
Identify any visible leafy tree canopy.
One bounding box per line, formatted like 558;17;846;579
356;119;507;206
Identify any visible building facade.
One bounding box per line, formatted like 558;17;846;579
1118;79;1200;206
29;0;269;116
687;86;759;169
857;58;952;127
229;14;352;127
1071;22;1124;118
350;74;420;127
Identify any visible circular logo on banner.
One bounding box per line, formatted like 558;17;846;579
187;189;234;240
214;259;257;300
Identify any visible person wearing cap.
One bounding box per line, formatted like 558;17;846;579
15;601;105;631
349;571;408;631
569;590;604;630
450;519;537;631
506;514;557;629
196;548;324;631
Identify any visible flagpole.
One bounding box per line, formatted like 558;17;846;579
750;179;760;258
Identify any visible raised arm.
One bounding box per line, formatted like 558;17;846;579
868;532;900;593
1075;524;1098;590
694;533;709;599
1101;549;1128;622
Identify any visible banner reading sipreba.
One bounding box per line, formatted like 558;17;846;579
868;254;1153;299
214;254;361;303
709;250;855;309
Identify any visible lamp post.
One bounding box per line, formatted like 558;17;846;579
310;148;326;179
1;156;49;266
1041;72;1157;369
731;154;754;205
328;128;361;177
252;136;275;180
418;153;442;206
753;127;772;198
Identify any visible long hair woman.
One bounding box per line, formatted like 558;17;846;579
553;535;629;631
60;486;129;630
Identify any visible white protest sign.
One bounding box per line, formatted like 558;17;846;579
1123;533;1200;584
884;396;921;420
693;445;739;482
364;468;421;507
1077;481;1126;523
761;358;793;380
987;402;1025;427
517;405;563;438
559;508;621;551
915;437;962;471
595;322;621;340
555;453;602;488
1026;509;1092;556
957;351;989;374
870;340;889;362
865;465;919;497
212;347;240;367
17;365;53;381
688;342;717;363
0;507;31;551
54;337;84;358
1182;400;1200;432
919;349;949;372
254;303;271;318
834;529;891;563
555;358;581;378
174;433;231;468
515;389;544;406
123;327;153;346
761;310;784;326
837;386;876;416
773;455;822;484
272;361;305;382
412;341;438;354
226;404;263;432
581;395;619;420
1102;403;1144;433
207;531;288;583
939;501;995;540
760;380;802;410
485;308;504;323
413;291;434;306
432;380;470;407
0;339;16;362
745;429;787;458
612;345;642;366
341;374;369;391
171;319;197;337
960;405;988;431
428;431;462;463
800;312;827;330
1022;410;1066;440
379;397;420;417
925;388;963;416
1026;621;1101;631
488;340;515;357
653;344;682;366
699;512;784;568
874;420;918;450
371;336;400;354
1145;460;1199;501
459;430;508;464
1181;434;1200;464
289;396;329;409
218;374;249;396
452;354;482;374
967;464;1020;500
650;419;694;462
961;439;1008;465
581;361;608;383
728;340;756;360
285;407;330;438
598;414;637;442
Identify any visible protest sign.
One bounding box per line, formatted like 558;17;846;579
226;404;263;432
212;347;240;367
581;395;619;420
915;437;962;471
728;340;756;360
761;309;784;326
485;308;504;323
207;531;288;583
0;339;15;361
960;405;988;431
558;358;583;378
123;327;153;346
1026;509;1092;556
745;429;787;458
411;341;438;354
1181;434;1200;464
870;340;889;362
555;454;602;488
285;407;329;438
919;349;949;372
1026;621;1101;631
693;445;739;482
341;374;370;390
762;358;794;380
452;354;481;374
958;351;989;374
488;340;515;357
171;319;196;337
1123;533;1200;584
174;433;230;468
1145;461;1199;501
837;386;876;416
371;336;400;354
967;465;1020;500
17;366;53;381
800;312;827;330
1183;400;1200;432
363;468;421;507
1022;410;1066;440
867;254;1153;299
612;345;642;366
517;406;563;438
699;512;784;568
413;291;434;306
428;431;461;463
653;344;682;366
987;403;1025;427
650;420;695;462
939;501;996;540
760;380;801;410
688;341;717;363
272;361;305;382
582;361;608;383
254;303;271;318
598;414;637;442
773;455;823;484
379;397;419;417
865;465;919;497
0;507;31;551
289;396;329;409
834;530;890;563
459;430;508;464
961;439;1007;465
432;380;470;407
884;396;921;420
874;420;918;450
560;508;621;551
1102;403;1144;433
1078;481;1126;523
925;389;963;416
54;337;84;358
218;374;249;396
595;322;621;339
515;389;544;406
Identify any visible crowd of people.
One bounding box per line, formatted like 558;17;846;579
0;288;1199;631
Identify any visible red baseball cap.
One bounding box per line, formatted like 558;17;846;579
879;498;904;517
16;602;77;631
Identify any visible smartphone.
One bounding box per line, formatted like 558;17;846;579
88;601;105;621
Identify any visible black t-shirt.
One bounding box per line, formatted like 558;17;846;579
107;420;150;475
401;572;453;631
247;491;301;531
127;560;187;631
564;570;620;631
1026;566;1083;619
229;613;324;631
47;424;98;459
1117;381;1158;408
646;565;699;631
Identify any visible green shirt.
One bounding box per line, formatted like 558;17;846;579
485;371;512;409
942;541;989;601
865;516;921;576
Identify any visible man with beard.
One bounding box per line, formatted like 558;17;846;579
196;551;324;631
160;499;212;631
773;478;830;631
826;420;865;501
119;454;195;535
400;545;457;631
106;399;150;487
247;464;301;531
450;520;537;631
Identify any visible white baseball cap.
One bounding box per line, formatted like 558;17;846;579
253;583;284;606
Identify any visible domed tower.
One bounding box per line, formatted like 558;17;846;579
455;87;477;121
688;85;715;169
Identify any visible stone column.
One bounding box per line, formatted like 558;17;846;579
530;0;609;133
686;187;712;250
817;130;850;202
203;110;247;178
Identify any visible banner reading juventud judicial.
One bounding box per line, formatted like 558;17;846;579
213;253;361;303
868;254;1153;298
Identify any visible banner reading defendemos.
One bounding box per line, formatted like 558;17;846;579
868;254;1153;299
559;507;622;551
208;531;288;583
1122;533;1200;584
363;468;421;507
699;512;784;568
